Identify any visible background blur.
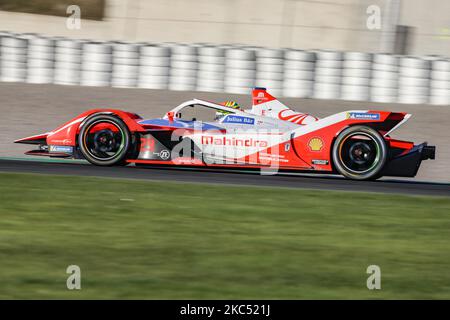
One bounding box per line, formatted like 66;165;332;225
0;0;449;103
0;0;449;55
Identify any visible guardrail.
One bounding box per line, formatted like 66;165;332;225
1;31;449;105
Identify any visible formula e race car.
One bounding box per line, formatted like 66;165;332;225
15;88;435;180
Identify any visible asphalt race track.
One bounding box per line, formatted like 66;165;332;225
1;83;449;196
0;158;449;197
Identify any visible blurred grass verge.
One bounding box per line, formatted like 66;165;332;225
0;172;449;299
0;0;105;20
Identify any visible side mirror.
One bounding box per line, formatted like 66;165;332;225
167;111;175;122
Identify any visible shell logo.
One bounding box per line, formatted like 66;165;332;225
308;137;324;151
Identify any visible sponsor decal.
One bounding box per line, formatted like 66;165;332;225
159;149;171;160
308;137;324;152
223;115;255;125
201;136;268;148
284;143;290;152
312;159;329;165
259;152;289;163
347;112;381;121
49;145;73;153
51;139;73;145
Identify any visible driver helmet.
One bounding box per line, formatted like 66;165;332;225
215;101;240;121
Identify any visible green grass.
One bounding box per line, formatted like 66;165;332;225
0;172;449;299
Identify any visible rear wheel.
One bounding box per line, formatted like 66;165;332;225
332;126;387;180
78;114;132;166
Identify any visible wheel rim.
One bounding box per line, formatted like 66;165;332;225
82;120;126;161
338;132;381;174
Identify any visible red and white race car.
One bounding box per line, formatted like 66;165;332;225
16;88;435;180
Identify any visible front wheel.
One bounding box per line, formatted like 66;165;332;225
332;126;387;180
78;114;133;166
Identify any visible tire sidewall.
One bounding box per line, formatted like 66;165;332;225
332;125;387;180
78;114;131;166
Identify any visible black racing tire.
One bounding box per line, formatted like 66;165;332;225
332;125;387;180
78;114;132;166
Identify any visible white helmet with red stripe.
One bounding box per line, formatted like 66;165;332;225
250;87;318;125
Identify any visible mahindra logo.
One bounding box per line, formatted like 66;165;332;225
278;109;307;124
201;136;268;148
